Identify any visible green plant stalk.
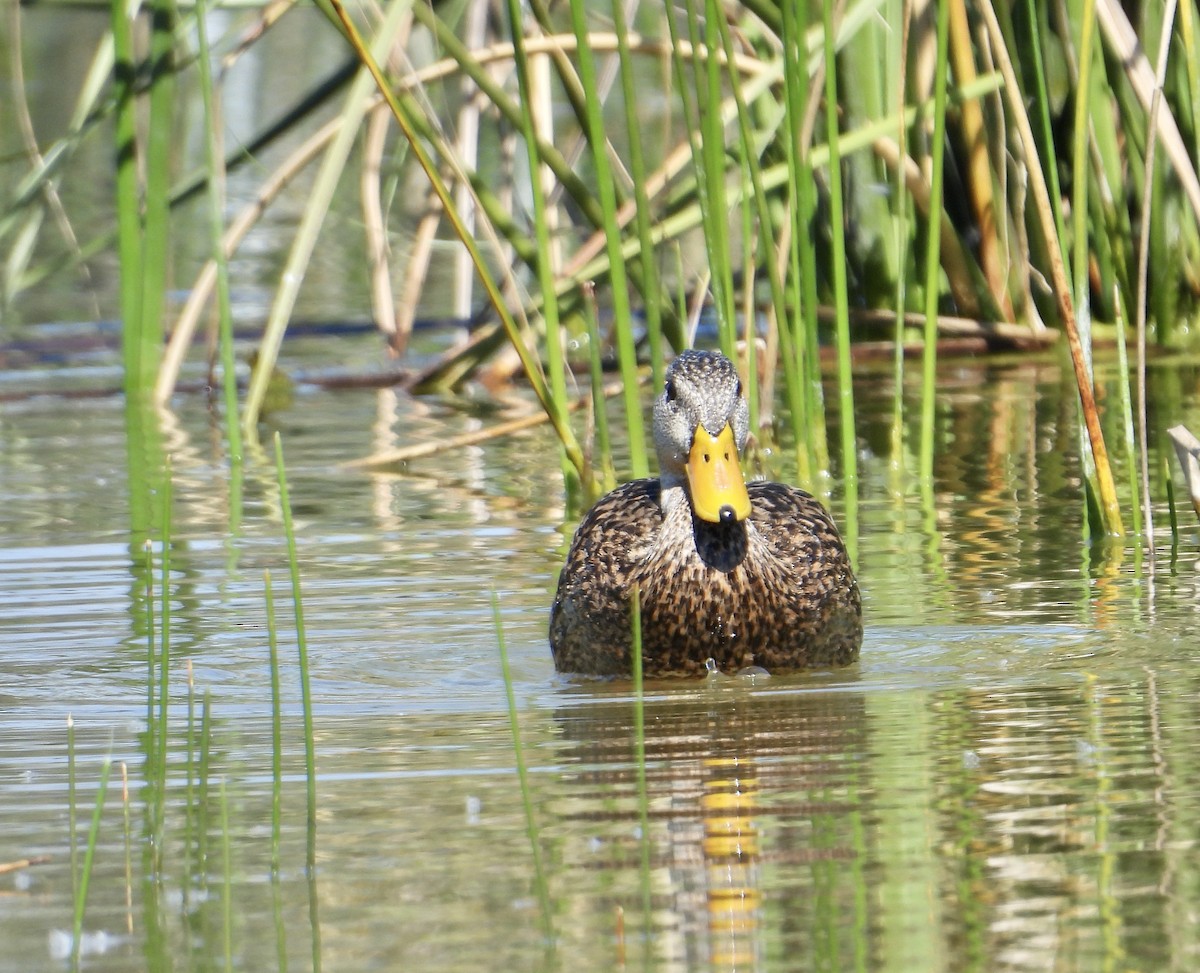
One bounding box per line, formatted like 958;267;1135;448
1071;0;1100;506
738;166;760;433
492;592;554;941
823;0;858;555
198;694;212;882
701;0;737;354
194;0;244;467
67;714;79;902
780;0;824;484
1180;1;1200;171
718;9;794;434
1112;291;1142;541
584;286;615;493
243;0;412;438
220;780;234;972
501;0;576;493
919;0;951;485
184;661;195;908
326;0;585;476
144;539;156;749
136;0;177;395
265;569;283;877
72;757;113;966
889;0;909;469
155;475;172;846
1023;0;1070;277
610;0;666;392
273;434;317;859
565;0;648;477
630;588;652;930
1070;0;1124;536
111;0;143;395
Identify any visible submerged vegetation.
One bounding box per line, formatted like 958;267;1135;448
3;1;1199;530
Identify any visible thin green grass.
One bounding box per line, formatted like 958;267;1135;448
630;588;653;940
919;0;951;486
71;757;112;968
265;569;284;876
191;0;243;469
273;433;317;861
492;591;555;943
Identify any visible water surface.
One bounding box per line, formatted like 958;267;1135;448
4;343;1200;972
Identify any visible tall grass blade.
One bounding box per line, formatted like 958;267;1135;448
135;0;177;395
325;0;585;476
565;0;648;476
264;569;284;876
155;473;172;846
629;588;652;935
243;0;412;438
610;0;666;392
822;0;858;558
220;780;234;972
273;433;317;860
492;591;554;943
1135;0;1180;554
71;757;112;967
189;0;244;473
1069;0;1124;537
919;0;951;486
500;0;576;491
110;0;142;395
67;714;78;902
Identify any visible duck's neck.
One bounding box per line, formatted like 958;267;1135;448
658;476;690;519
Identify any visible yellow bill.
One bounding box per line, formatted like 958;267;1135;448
686;423;752;523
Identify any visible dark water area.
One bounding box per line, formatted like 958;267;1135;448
4;332;1200;972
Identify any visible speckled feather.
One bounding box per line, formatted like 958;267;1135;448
549;478;862;677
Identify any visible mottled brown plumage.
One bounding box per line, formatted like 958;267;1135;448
550;349;862;677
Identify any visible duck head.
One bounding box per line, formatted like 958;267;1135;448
652;350;752;524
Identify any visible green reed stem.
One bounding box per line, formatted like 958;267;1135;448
919;0;952;484
822;0;858;556
264;569;283;876
565;0;648;477
197;693;213;881
630;588;652;929
110;0;142;394
155;475;172;840
67;714;79;902
583;284;615;494
1112;292;1142;542
194;0;243;466
245;0;411;438
501;0;575;491
610;0;665;392
326;0;584;476
144;538;156;743
273;433;317;858
780;0;822;483
220;780;234;972
1023;0;1070;276
700;0;736;356
136;0;177;393
184;660;195;905
121;763;133;935
72;757;112;967
492;591;554;942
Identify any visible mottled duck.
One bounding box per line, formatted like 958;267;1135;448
550;349;862;677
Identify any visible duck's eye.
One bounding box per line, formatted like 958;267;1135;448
735;378;743;398
665;378;677;402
